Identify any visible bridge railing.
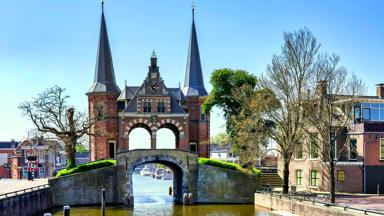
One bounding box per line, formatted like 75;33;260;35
0;184;50;200
256;190;384;216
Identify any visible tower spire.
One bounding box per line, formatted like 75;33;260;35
183;2;207;97
88;1;120;94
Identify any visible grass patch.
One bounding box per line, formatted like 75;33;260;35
198;158;260;176
56;159;116;177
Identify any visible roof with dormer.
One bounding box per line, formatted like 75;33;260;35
121;54;186;114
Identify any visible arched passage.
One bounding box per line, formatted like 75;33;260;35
117;149;198;207
128;123;151;150
132;161;183;204
156;128;176;149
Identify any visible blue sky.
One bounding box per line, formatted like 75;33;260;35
0;0;383;144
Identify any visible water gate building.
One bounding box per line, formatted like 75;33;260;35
86;3;210;160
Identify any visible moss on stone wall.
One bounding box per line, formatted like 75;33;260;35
56;159;116;177
198;158;260;176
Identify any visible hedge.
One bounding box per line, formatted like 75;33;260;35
56;159;117;177
198;158;260;176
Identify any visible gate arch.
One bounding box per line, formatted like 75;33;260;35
116;149;198;206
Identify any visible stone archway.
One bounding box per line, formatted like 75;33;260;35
116;149;198;206
127;123;154;150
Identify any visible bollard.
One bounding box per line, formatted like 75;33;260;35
44;213;52;216
188;193;193;205
63;205;70;216
101;188;106;216
168;186;173;195
124;193;130;207
377;184;380;196
183;193;189;205
130;194;134;206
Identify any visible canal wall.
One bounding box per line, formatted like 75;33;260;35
197;165;260;204
0;187;53;216
49;165;126;206
254;193;367;216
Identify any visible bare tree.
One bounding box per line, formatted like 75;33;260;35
262;28;321;194
304;54;366;203
19;86;103;169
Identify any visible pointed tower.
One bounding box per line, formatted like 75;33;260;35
184;5;210;158
87;2;120;161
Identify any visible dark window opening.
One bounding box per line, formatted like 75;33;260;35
190;143;197;152
144;102;152;113
109;142;115;159
349;139;357;160
157;102;165;113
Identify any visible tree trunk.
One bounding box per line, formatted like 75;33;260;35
65;136;77;169
330;162;336;203
283;161;290;194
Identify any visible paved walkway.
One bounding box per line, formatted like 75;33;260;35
0;179;48;195
335;195;384;212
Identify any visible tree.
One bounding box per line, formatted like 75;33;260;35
230;84;279;166
202;68;258;134
304;54;366;203
210;132;231;146
19;86;102;169
262;28;321;194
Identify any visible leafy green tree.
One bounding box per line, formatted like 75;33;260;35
202;68;257;134
230;84;279;166
210;132;231;145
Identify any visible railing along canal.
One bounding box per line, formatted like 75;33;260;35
257;190;384;215
0;184;50;200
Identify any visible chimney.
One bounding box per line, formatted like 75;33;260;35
316;80;327;97
376;83;384;98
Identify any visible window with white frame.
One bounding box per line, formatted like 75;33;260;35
310;170;319;187
310;133;318;159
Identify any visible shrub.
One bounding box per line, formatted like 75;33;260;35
56;159;116;177
198;158;260;176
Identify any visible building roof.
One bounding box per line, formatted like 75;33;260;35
0;141;20;149
183;8;207;97
123;54;186;114
118;86;140;101
88;3;120;95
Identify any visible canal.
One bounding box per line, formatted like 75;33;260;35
53;172;270;216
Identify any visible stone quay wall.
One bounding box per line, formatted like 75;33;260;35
48;165;126;206
0;187;53;216
255;193;373;216
197;165;260;204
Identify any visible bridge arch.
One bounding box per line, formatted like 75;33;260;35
116;149;198;206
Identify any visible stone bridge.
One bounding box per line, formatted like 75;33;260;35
48;149;259;209
115;149;198;204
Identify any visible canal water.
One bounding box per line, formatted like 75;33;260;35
53;173;270;216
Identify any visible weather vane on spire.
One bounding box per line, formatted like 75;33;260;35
101;0;105;12
192;0;195;18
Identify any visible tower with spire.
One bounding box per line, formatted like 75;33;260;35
87;2;210;160
86;2;120;161
183;4;210;157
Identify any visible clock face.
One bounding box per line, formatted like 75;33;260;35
151;84;159;92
